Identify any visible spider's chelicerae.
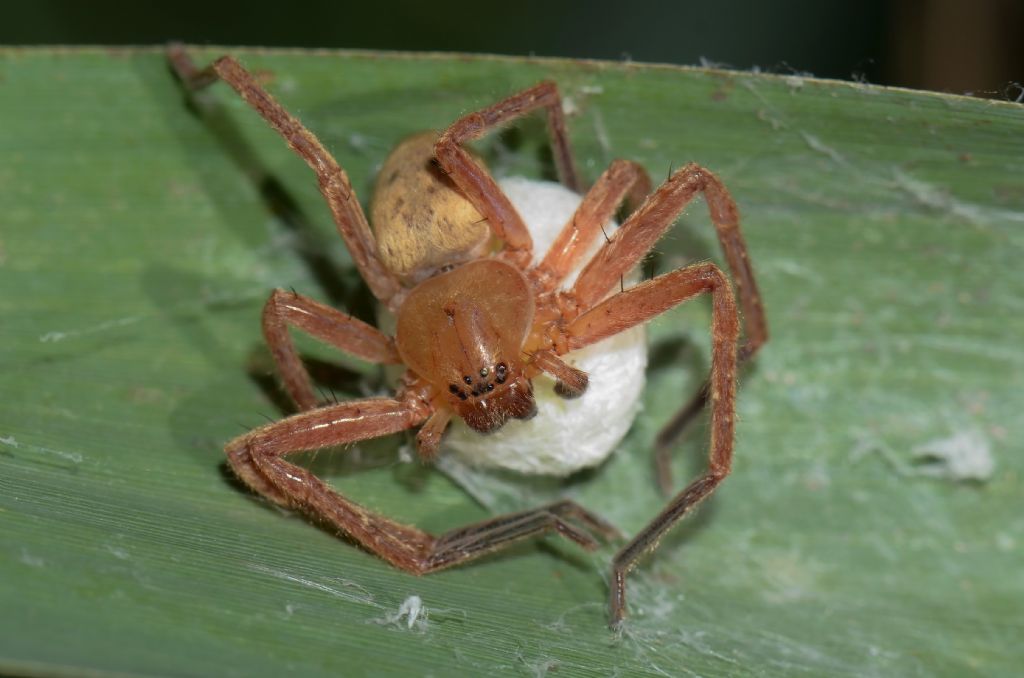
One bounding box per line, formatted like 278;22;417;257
168;47;768;627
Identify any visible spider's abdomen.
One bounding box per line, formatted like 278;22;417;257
370;131;491;284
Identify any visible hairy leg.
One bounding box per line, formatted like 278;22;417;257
227;397;616;574
529;349;589;398
226;397;433;567
571;163;765;349
261;289;401;411
434;81;580;267
568;162;767;493
167;46;403;307
533;159;651;290
428;499;620;570
565;262;740;627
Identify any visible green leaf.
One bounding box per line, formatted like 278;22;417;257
2;47;1022;677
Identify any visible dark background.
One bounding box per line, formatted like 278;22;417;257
3;0;1022;98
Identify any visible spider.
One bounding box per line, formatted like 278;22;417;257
168;46;768;627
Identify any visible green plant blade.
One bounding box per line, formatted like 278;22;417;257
1;47;1022;677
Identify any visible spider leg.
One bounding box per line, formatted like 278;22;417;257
226;397;436;568
227;398;617;574
571;163;765;346
651;381;711;495
569;162;767;493
564;262;740;627
434;81;580;267
167;45;403;308
261;289;401;411
413;408;452;462
529;349;589;398
533;159;651;290
427;500;621;571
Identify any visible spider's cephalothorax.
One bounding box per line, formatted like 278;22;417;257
169;46;768;627
395;259;538;433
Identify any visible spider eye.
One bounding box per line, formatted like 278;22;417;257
463;375;473;385
495;362;508;384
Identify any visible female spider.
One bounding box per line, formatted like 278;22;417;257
168;47;767;627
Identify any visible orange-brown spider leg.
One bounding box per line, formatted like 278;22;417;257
261;289;402;411
565;262;739;627
414;408;453;462
650;165;768;492
533;159;651;290
529;348;589;398
227;397;436;566
572;163;765;342
167;46;403;308
434;81;581;267
227;399;617;573
569;162;768;494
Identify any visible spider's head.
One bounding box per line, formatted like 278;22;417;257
445;362;537;433
395;259;538;435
